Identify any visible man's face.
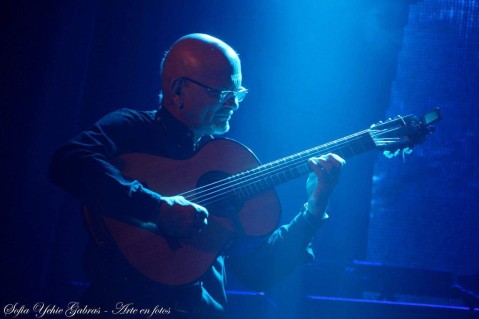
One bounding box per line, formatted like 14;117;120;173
181;72;243;137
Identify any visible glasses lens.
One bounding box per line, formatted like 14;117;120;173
220;88;248;103
221;88;247;103
236;88;248;102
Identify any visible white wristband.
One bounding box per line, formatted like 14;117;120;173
304;203;329;221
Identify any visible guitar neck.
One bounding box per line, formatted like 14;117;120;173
233;130;375;199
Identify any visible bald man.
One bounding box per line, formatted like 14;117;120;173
51;34;344;319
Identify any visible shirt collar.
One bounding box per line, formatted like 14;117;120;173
155;106;208;151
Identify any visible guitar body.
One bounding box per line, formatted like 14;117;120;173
90;139;281;286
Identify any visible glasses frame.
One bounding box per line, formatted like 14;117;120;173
181;77;248;103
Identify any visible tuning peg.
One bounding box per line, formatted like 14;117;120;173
383;149;401;159
383;150;394;158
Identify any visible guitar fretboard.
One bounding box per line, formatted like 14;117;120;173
232;130;375;199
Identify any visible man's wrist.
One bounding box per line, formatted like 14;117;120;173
303;202;329;222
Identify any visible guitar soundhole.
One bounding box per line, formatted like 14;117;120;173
196;170;244;218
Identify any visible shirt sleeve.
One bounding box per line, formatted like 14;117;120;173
226;207;328;291
49;109;162;222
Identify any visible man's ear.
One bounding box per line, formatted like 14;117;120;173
171;78;185;108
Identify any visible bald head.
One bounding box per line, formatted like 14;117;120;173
161;34;242;106
159;34;244;140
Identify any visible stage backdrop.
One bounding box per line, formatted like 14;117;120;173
1;0;477;310
367;0;479;277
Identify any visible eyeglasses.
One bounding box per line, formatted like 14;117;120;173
182;77;248;103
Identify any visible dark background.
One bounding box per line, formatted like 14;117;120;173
1;0;478;317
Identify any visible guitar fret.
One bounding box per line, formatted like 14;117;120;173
348;143;357;156
299;163;310;175
272;174;282;184
235;182;247;198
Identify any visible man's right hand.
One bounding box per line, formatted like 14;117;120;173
156;196;209;238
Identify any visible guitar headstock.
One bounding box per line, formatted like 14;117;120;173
370;108;441;156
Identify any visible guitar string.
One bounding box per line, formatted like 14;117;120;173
181;113;415;202
180;129;371;201
183;128;401;206
180;127;404;207
190;132;385;207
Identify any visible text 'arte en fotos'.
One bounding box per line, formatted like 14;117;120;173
3;302;172;317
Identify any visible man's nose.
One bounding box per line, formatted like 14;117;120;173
223;96;239;111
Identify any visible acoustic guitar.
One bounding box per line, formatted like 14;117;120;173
84;109;441;285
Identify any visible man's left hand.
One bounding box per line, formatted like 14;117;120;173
306;153;346;218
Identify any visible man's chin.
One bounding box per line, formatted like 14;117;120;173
211;123;230;136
